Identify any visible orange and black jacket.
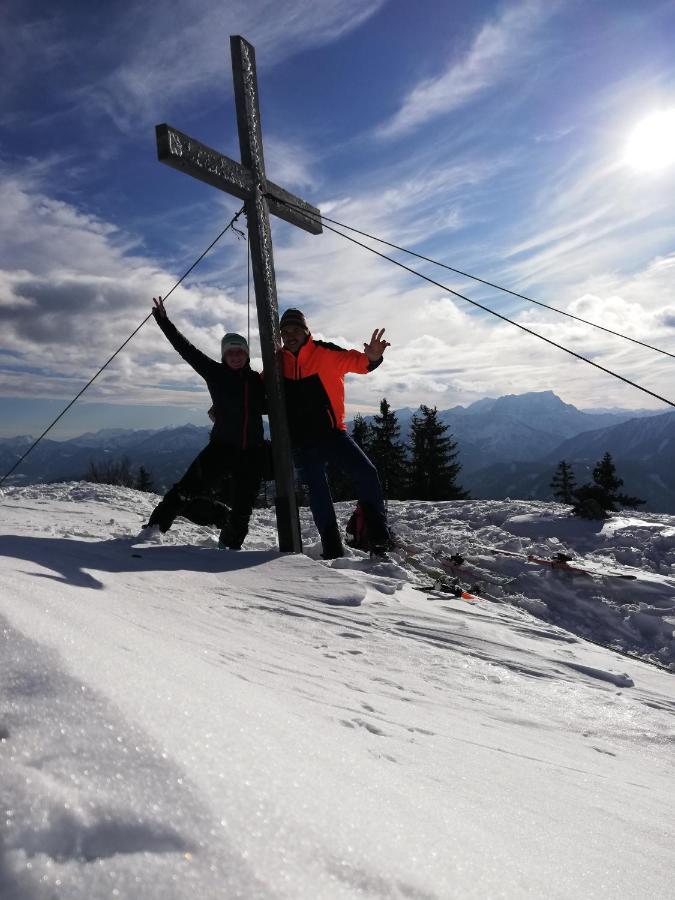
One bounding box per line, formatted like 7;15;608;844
156;315;265;450
281;335;382;446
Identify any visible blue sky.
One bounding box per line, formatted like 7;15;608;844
2;0;675;438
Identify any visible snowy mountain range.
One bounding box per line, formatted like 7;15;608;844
0;424;210;491
375;391;664;469
460;403;675;512
2;391;673;510
362;392;674;511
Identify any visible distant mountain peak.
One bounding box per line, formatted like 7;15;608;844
493;391;571;409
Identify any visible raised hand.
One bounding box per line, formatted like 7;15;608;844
152;296;167;319
363;328;390;362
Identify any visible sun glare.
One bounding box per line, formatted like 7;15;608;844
625;109;675;172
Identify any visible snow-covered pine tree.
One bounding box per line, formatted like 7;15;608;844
408;405;468;501
368;398;408;500
550;460;576;503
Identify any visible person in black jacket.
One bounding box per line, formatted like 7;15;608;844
145;297;266;549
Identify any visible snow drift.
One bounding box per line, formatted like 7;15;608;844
0;483;673;899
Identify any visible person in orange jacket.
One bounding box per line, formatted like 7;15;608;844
279;308;392;559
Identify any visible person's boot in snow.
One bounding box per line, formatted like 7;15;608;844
145;486;184;533
360;501;393;556
320;522;345;559
218;513;249;550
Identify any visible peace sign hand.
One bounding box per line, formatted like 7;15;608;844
152;296;167;319
363;328;390;362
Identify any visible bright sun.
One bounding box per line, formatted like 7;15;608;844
625;109;675;172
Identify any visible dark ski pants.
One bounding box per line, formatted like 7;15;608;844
293;431;388;542
150;441;262;538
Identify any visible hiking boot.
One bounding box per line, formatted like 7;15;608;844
320;522;345;560
359;502;393;555
146;503;176;534
218;528;242;550
369;544;390;559
218;515;249;551
146;486;187;534
138;523;162;541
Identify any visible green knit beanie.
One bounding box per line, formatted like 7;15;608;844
221;333;249;358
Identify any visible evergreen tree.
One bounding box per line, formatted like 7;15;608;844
351;414;373;454
408;405;468;501
135;465;154;493
592;453;622;496
572;452;645;519
368;398;408;500
550;460;576;504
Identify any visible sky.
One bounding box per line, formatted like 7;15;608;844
2;0;675;438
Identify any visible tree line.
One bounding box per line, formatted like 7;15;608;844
82;404;646;520
330;399;468;502
86;458;155;492
550;453;644;519
82;400;468;504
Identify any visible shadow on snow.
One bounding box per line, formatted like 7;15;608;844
0;535;277;590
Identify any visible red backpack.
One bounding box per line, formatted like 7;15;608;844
345;502;370;551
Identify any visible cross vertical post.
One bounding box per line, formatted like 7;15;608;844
155;35;323;552
230;37;299;553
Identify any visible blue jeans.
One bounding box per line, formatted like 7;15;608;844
293;431;388;539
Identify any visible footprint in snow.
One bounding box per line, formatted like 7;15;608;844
340;718;387;737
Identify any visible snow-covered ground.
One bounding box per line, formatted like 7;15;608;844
0;482;673;899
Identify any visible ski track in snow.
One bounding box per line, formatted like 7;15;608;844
0;483;673;899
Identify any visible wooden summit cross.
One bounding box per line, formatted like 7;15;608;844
156;35;323;553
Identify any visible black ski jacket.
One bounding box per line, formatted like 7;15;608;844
155;315;265;450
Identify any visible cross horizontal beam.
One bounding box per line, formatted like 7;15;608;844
156;124;322;235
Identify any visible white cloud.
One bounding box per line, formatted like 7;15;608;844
377;0;558;139
0;169;247;408
500;150;675;299
61;0;386;133
2;164;673;421
264;136;317;192
4;49;675;427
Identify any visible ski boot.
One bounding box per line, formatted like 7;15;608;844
218;514;249;551
320;522;345;560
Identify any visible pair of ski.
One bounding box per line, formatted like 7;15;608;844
396;537;642;605
396;546;489;603
461;545;638;581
